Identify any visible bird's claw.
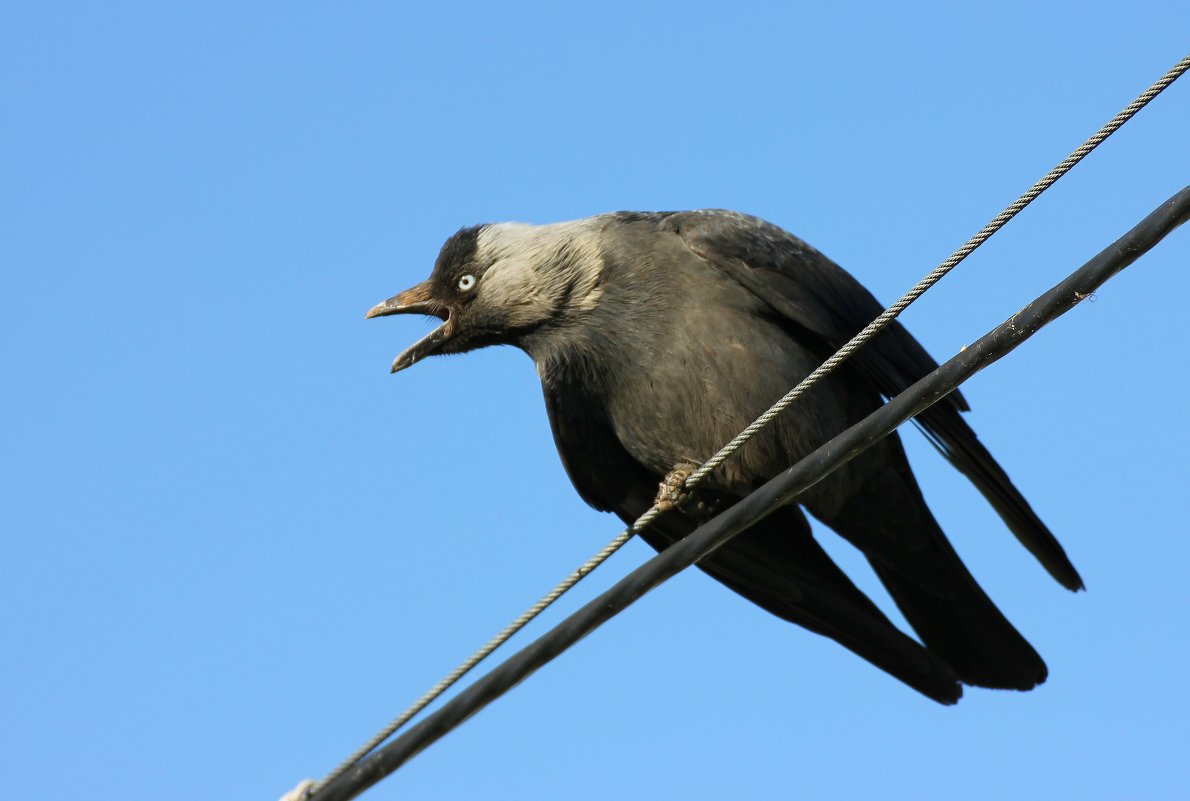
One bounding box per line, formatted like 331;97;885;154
654;463;712;516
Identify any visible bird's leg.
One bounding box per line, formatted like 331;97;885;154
654;462;722;520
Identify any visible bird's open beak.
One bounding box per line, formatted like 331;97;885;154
365;281;454;373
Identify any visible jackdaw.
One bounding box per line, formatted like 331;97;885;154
367;210;1082;705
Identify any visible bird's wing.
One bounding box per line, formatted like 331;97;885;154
662;209;1082;590
659;209;969;410
541;382;964;704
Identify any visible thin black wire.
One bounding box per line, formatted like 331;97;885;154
310;186;1190;801
301;51;1189;799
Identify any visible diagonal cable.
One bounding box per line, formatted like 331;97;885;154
304;50;1189;798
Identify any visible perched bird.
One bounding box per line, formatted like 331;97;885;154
367;210;1082;705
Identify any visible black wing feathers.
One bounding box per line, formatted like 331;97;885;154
638;506;964;705
667;210;1082;590
542;383;963;704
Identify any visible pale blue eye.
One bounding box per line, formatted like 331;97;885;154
457;274;476;291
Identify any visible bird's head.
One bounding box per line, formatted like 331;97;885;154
367;220;604;372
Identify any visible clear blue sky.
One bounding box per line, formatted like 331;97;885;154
3;3;1188;800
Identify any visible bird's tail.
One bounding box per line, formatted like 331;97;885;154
915;404;1084;591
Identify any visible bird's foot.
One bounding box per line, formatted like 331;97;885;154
654;464;697;513
654;463;721;520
